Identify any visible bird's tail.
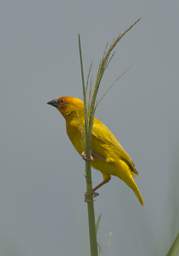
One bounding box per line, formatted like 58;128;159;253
117;160;144;206
131;180;144;206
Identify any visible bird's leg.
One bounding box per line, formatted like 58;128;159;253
85;175;111;202
93;176;111;193
81;151;94;161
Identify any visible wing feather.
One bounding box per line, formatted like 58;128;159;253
92;118;138;174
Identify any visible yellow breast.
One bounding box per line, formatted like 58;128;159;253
66;117;84;154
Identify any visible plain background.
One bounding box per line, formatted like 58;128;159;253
0;0;179;255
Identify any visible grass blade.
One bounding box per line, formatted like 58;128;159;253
167;233;179;256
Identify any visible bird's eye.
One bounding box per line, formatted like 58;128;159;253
60;98;64;104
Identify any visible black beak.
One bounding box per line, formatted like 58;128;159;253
47;99;58;108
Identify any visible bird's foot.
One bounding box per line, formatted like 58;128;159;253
81;152;94;161
84;191;99;202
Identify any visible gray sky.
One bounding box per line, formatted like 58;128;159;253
0;0;179;255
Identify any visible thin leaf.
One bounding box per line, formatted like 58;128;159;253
86;61;93;92
167;233;179;256
95;65;132;109
96;214;102;256
89;18;141;128
96;214;102;234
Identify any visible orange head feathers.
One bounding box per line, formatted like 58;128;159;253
47;96;84;118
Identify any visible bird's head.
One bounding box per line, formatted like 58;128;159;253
47;96;84;118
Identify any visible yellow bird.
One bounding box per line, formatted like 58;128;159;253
47;96;144;205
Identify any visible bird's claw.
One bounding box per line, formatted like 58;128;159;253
81;152;94;161
84;191;99;202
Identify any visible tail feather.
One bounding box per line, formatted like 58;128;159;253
116;160;144;206
133;182;144;206
127;175;144;206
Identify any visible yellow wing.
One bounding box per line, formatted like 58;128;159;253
92;118;138;175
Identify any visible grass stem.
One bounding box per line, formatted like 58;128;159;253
78;18;141;256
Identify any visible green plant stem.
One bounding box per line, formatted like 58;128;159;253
78;35;98;256
78;19;141;256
